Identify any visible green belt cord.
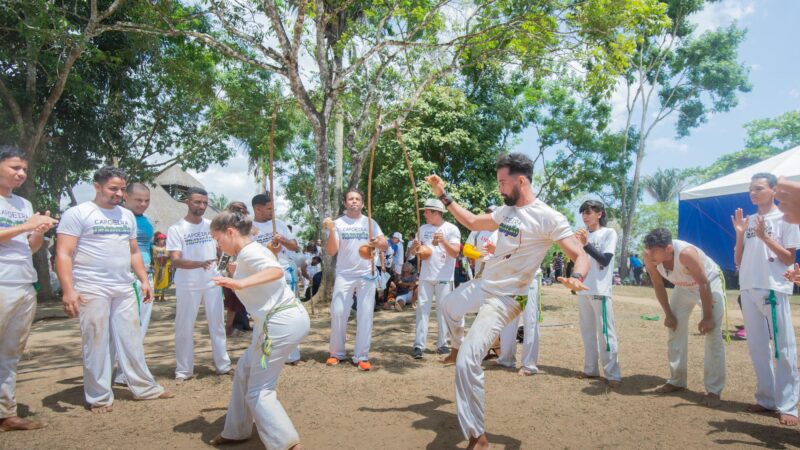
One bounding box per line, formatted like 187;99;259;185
133;282;142;326
602;296;611;352
768;290;780;360
718;268;731;344
260;301;300;369
537;273;543;324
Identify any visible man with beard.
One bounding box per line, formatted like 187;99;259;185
322;188;388;371
0;145;57;430
168;187;232;382
56;167;172;412
430;153;588;449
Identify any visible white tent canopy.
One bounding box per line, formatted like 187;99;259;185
680;145;800;200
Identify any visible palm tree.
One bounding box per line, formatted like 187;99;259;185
643;168;688;203
208;192;229;212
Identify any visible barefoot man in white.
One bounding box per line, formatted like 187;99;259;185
0;145;57;430
642;228;726;407
208;211;309;449
733;172;800;426
429;153;589;449
56;167;172;413
168;187;232;382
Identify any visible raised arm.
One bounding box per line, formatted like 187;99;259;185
425;175;498;232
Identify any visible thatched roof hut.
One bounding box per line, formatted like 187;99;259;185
145;166;218;233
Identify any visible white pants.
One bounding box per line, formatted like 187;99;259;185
396;292;413;305
415;280;453;350
441;280;483;350
329;275;376;362
222;304;310;449
455;295;521;439
741;288;800;416
174;284;232;379
577;295;621;381
498;277;541;372
0;284;36;419
666;282;726;395
112;276;152;384
75;283;165;407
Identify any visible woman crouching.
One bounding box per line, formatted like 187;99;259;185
209;211;309;450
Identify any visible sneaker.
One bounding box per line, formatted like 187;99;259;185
175;377;188;385
357;360;372;371
437;346;450;355
326;357;340;366
412;347;423;359
735;328;747;340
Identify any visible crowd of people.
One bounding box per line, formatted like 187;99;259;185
2;144;800;449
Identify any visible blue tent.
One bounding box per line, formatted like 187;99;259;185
678;146;800;274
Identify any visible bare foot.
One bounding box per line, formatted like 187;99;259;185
779;413;799;426
158;390;175;399
702;393;721;408
517;368;536;377
288;444;304;450
746;404;773;414
0;416;47;431
210;434;249;445
90;405;113;414
440;348;459;365
286;360;305;366
467;433;490;450
607;380;621;389
575;372;599;380
654;383;684;394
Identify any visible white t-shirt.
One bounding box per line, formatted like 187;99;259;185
391;242;405;274
233;242;295;327
57;202;137;288
0;194;36;284
417;222;461;281
656;239;719;294
252;219;296;267
739;209;800;295
332;214;383;278
583;227;617;297
482;200;573;297
167;218;219;290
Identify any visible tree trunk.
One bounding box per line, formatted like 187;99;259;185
333;109;344;217
619;140;647;281
312;121;336;305
18;176;56;301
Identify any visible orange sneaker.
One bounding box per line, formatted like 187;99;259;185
326;357;339;366
357;360;371;371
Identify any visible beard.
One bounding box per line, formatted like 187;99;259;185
501;185;520;206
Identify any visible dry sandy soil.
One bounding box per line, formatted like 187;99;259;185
2;285;800;449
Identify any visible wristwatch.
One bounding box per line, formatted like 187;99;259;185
570;272;585;282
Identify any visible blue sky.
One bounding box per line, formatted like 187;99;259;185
512;0;800;177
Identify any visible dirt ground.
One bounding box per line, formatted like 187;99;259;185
2;285;800;449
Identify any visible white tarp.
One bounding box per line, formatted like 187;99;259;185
680;145;800;200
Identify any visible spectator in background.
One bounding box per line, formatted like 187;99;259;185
553;252;564;279
629;253;644;285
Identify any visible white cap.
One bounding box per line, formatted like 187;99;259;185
392;232;403;240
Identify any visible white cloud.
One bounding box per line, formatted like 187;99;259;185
648;137;689;154
691;0;756;34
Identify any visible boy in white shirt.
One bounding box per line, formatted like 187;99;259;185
733;172;800;426
573;200;621;387
0;146;57;430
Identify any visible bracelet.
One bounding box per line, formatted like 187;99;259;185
438;192;453;207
